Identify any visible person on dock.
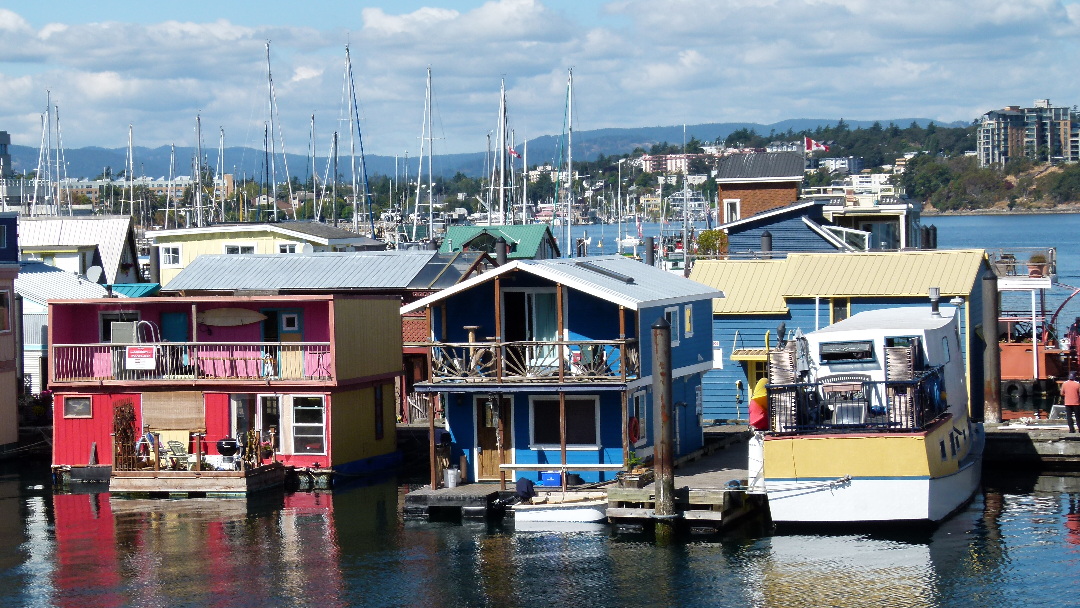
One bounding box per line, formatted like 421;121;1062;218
1062;372;1080;433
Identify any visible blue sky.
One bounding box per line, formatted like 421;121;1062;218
2;0;1080;163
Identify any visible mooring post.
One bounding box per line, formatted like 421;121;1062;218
651;317;676;541
982;273;1001;424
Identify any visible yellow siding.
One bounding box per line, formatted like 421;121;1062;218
332;297;402;381
156;232;310;284
763;422;963;480
329;384;397;466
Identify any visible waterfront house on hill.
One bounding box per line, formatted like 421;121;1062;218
0;213;20;453
401;255;722;486
148;221;385;285
19;215;141;285
161;250;496;425
689;249;991;423
439;224;560;260
49;293;402;483
15;262;112;395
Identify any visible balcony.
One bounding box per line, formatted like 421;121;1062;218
427;339;639;384
988;247;1056;279
51;342;333;384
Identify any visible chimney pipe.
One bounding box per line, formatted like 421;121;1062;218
929;287;940;316
495;237;508;266
644;236;655;266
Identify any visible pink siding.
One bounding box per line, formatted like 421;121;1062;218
53;393;140;466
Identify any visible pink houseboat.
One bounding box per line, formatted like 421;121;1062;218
49;294;403;493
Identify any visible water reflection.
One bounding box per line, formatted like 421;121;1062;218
1;463;1079;608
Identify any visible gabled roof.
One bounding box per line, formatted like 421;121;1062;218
150;221;385;248
163;250;489;292
714;152;805;183
720;199;823;231
402;255;723;313
15;262;110;304
689;249;988;314
440;224;559;259
19;215;136;284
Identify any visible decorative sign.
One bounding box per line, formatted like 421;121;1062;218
125;345;156;370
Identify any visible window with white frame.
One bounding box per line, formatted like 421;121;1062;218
684;304;694;338
161;246;181;266
224;244;256;255
665;306;680;346
530;395;599;447
631;390;647;446
723;199;741;224
279;243;297;254
291;396;326;454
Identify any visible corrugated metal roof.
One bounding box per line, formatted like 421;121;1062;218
689;250;988;315
149;222;385;248
781;250;986;298
714;152;805;181
163;251;443;291
111;283;161;297
689;260;791;314
19;215;135;284
403;255;723;313
15;262;110;304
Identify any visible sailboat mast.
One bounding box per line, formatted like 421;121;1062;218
522;137;528;225
566;68;573;257
165;144;175;229
194;116;203;227
497;78;506;223
218;127;226;223
344;45;374;237
682;124;689;277
127;124;135;220
427;68;434;243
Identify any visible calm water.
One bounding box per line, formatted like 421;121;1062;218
4;214;1080;607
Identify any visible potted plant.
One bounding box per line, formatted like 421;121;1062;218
1028;253;1048;277
617;452;655;488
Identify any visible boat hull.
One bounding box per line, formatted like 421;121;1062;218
512;499;607;524
763;421;983;524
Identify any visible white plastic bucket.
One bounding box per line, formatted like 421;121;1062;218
444;467;461;488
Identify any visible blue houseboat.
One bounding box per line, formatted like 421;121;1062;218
401;256;722;487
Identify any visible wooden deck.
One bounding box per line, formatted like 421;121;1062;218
109;462;287;496
404;483;504;519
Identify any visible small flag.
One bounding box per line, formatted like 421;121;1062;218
507;146;521;159
805;137;829;152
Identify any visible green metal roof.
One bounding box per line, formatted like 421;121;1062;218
440;224;558;259
110;283;161;297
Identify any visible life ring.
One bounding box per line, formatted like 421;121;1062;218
628;417;640;443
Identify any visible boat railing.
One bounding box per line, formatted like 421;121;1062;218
988;247;1056;278
765;368;949;433
428;339;639;383
51;341;334;383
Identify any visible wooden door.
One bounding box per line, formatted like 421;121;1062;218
475;397;511;480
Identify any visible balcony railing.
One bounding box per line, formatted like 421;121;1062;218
428;339;639;384
765;369;949;434
51;342;333;383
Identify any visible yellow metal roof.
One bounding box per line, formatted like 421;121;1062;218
690;250;987;315
730;348;770;361
689;259;790;314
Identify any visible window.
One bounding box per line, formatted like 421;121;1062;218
0;290;9;333
224;244;255;255
63;396;92;418
0;225;6;248
684;304;694;338
831;298;850;323
723;199;741;224
631;390;647;446
291;396;326;454
819;340;875;364
530;396;598;447
281;313;300;332
279;243;297;254
161;246;181;266
665;306;680;346
374;385;385;440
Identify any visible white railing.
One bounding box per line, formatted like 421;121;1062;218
51;342;333;383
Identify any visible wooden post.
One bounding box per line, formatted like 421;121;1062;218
194;431;203;472
428;394;437;489
495;276;503;382
497;397;506;491
652;317;676;542
559;391;567;492
152;432;161;472
621;391;629;472
983;273;1001;424
557;283;565;382
619;306;627;382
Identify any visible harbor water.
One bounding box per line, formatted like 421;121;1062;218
6;213;1080;607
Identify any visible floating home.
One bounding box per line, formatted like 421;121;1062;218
49;293;402;492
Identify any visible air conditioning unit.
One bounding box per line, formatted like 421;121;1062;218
111;321;137;344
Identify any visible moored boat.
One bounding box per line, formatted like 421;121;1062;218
752;303;983;525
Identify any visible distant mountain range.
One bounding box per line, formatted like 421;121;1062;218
7;118;962;181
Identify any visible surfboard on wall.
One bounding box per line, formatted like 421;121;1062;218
197;308;268;327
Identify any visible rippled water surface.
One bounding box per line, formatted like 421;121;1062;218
1;459;1079;608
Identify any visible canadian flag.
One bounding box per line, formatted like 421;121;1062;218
805;137;829;152
507;146;521;159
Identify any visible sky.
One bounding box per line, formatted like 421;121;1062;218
3;0;1080;159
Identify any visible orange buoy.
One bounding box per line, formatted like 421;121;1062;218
749;377;770;430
